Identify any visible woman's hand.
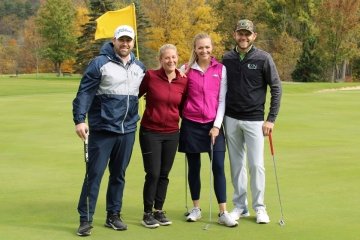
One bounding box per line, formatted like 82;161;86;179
209;127;220;145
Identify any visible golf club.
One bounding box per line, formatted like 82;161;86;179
203;142;214;230
269;132;285;226
184;154;190;216
84;138;90;223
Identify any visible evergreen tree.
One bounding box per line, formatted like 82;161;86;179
75;0;115;73
352;57;360;81
292;36;323;82
133;0;157;68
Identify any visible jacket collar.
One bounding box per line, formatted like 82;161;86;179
159;67;181;81
234;45;255;54
191;56;220;71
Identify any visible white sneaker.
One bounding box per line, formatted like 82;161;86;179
218;211;238;227
186;207;202;222
229;208;250;221
256;208;270;224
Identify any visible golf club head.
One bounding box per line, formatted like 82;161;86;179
184;211;190;217
279;219;285;226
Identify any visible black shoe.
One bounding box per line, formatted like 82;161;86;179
77;221;93;236
105;214;127;231
141;212;160;228
154;210;172;226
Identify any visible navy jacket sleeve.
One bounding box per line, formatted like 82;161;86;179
72;58;102;125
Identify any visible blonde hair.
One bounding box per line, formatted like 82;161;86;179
157;44;178;68
186;33;213;73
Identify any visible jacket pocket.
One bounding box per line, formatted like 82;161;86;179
100;95;127;126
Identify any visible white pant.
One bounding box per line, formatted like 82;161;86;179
224;116;266;211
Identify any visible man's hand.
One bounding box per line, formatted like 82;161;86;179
75;123;89;141
262;121;274;136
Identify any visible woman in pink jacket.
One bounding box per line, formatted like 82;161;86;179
179;33;237;227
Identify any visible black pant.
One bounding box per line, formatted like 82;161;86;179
139;127;179;213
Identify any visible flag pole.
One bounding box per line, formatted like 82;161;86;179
132;3;143;114
132;3;140;60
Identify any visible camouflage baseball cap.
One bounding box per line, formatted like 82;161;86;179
235;19;255;33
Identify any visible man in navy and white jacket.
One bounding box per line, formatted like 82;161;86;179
72;25;145;236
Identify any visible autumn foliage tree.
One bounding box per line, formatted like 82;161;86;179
316;0;360;82
1;0;360;81
0;38;19;74
20;16;43;73
141;0;223;65
211;0;247;51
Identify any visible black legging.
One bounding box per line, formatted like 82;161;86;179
186;151;227;204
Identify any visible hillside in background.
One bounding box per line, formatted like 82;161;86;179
0;0;359;82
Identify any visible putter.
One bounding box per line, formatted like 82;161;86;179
203;143;214;230
269;132;285;226
184;154;190;216
84;138;90;223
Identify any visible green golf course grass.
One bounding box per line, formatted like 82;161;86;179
1;74;359;240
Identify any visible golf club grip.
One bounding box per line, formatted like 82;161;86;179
84;140;88;163
269;132;275;156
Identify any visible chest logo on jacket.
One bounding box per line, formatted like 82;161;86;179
247;64;257;70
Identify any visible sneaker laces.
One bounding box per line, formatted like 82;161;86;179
189;207;200;214
233;208;243;214
144;212;154;221
109;214;122;222
155;210;167;218
219;211;226;217
218;211;236;225
256;208;267;215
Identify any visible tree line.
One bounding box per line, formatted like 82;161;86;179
0;0;359;82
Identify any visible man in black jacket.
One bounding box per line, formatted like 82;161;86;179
222;19;282;224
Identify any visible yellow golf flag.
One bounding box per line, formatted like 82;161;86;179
95;4;136;40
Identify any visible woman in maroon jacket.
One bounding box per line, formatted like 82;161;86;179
138;44;188;228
